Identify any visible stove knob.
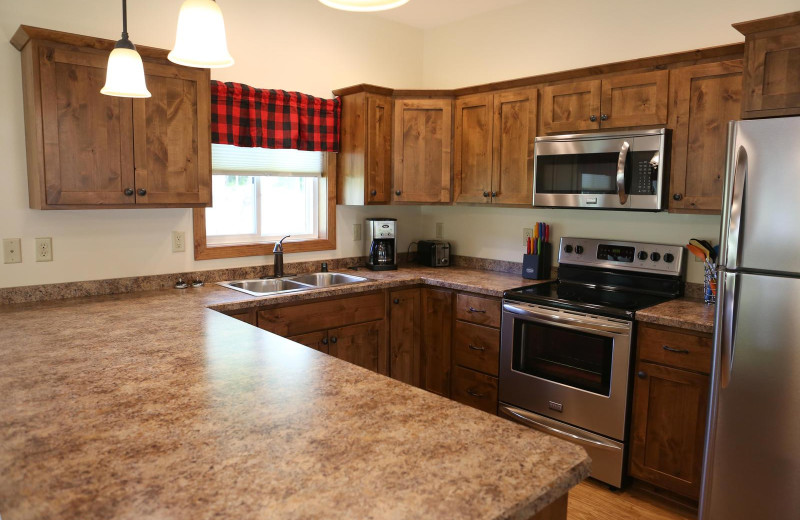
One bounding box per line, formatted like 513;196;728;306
564;244;573;254
663;253;675;263
575;245;584;255
638;251;648;261
650;252;661;262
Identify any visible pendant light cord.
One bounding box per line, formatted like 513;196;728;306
121;0;129;40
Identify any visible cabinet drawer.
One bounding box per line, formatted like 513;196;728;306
637;324;712;374
452;366;498;414
455;293;501;328
453;320;500;376
257;292;385;337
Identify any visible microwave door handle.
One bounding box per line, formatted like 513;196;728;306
616;141;630;206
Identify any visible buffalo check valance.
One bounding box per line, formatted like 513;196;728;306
211;81;341;152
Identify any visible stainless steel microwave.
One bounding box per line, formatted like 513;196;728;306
533;128;669;210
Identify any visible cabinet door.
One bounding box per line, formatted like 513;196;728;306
328;320;384;372
366;94;393;204
287;330;329;354
393;98;452;203
454;94;493;204
420;288;453;397
451;365;498;414
226;308;256;326
389;288;421;386
491;88;537;205
133;61;210;206
37;45;135;206
741;26;800;117
629;361;709;499
669;61;742;213
541;80;601;134
600;70;669;128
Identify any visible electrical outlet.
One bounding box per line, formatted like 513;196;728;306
35;237;52;262
3;238;22;264
172;231;186;253
435;222;444;239
523;228;533;248
353;223;362;241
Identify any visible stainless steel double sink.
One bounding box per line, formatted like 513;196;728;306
218;272;369;297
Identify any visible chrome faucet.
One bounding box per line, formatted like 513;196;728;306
272;235;291;278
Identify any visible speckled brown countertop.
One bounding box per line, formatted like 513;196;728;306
636;297;716;334
0;267;589;520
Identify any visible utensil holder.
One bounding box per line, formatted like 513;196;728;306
522;244;552;280
704;270;717;305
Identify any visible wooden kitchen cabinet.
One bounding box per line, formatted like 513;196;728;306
541;71;668;134
11;26;211;210
669;61;743;213
454;89;537;205
420;287;454;397
287;330;330;354
734;11;800;118
337;88;393;205
451;365;498;415
630;323;713;500
392;98;453;203
388;288;421;386
329;320;384;372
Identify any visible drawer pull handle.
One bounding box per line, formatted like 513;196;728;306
468;344;486;352
662;345;690;354
468;307;486;314
466;388;485;398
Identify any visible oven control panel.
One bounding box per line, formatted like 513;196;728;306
559;237;684;276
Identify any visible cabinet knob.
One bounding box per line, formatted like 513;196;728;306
330;336;338;344
491;191;497;197
637;371;647;379
321;337;329;345
370;189;377;196
673;193;683;201
124;188;134;196
589;115;597;122
483;191;490;197
395;190;402;196
137;188;147;196
600;114;608;121
393;298;400;304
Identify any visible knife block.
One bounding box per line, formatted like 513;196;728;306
522;244;552;280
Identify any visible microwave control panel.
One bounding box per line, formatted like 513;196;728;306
629;151;660;196
559;237;684;276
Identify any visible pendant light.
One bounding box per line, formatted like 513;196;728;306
168;0;234;68
101;0;151;98
318;0;410;12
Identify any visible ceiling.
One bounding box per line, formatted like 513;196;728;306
373;0;528;29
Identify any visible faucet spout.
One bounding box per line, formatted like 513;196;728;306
272;236;291;278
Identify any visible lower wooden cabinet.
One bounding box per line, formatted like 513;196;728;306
389;288;421;386
329;320;384;372
287;330;330;354
420;287;454;397
629;323;712;500
451;365;498;414
225;308;256;325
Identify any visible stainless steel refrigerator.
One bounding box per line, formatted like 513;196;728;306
700;116;800;519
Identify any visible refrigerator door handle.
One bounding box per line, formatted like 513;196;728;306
720;272;740;388
726;145;748;269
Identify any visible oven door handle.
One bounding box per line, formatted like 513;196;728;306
500;404;621;451
616;140;630;206
503;303;630;336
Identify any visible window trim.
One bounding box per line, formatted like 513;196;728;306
193;152;337;260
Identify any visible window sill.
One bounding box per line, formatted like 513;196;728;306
193;232;336;260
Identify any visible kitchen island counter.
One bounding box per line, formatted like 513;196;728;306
0;267;587;520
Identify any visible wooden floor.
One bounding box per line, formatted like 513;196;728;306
567;479;697;520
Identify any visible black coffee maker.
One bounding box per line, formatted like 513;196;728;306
366;218;397;271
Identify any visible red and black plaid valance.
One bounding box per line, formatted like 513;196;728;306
211;81;341;152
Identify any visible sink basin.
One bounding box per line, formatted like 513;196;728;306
289;272;369;288
218;278;313;297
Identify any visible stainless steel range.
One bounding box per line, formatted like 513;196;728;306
499;237;685;488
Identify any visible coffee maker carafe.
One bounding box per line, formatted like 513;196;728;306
366;218;397;271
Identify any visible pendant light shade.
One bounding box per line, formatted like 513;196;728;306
168;0;234;68
101;0;151;98
318;0;410;12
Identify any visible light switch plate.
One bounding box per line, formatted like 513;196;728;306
35;237;52;262
353;223;362;241
172;231;186;253
3;238;22;264
435;223;444;239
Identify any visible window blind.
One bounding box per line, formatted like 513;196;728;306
211;144;323;177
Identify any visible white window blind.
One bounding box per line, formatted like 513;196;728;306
211;143;323;177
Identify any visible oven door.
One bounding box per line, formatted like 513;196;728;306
500;301;633;441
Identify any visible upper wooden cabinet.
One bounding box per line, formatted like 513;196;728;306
11;26;211;210
337;89;393;205
669;61;743;214
393;98;453;203
454;89;537;205
735;11;800;118
541;71;668;134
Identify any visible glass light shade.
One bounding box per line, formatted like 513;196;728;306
101;47;151;98
168;0;234;68
318;0;410;11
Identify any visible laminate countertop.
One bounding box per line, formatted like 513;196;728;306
635;298;716;334
0;267;590;520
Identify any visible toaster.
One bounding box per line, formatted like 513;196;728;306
417;240;450;267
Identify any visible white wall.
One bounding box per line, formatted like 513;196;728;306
0;0;424;288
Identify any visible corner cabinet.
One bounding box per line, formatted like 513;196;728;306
11;25;211;210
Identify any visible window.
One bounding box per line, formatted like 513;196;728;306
192;145;337;260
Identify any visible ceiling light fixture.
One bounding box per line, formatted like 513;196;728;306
101;0;151;98
168;0;234;68
318;0;410;12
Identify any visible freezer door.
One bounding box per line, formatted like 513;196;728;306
700;271;800;520
720;116;800;274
